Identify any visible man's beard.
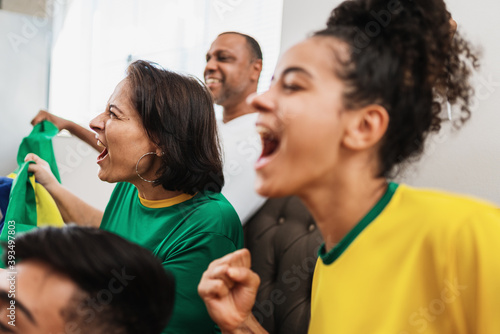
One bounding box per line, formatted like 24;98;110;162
214;83;245;106
214;84;231;105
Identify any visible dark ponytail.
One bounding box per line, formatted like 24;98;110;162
314;0;479;177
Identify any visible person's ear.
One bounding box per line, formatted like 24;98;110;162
342;105;389;150
250;59;263;81
155;147;164;157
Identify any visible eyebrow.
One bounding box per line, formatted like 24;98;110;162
0;291;37;325
272;66;314;82
206;49;233;59
282;66;313;78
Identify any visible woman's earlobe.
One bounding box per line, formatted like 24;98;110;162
155;148;165;157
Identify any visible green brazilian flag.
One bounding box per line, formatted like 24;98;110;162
1;120;63;267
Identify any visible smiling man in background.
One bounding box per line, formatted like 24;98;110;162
205;32;266;224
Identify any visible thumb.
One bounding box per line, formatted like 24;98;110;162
25;153;40;162
24;153;47;166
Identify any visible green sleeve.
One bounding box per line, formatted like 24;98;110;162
161;232;240;334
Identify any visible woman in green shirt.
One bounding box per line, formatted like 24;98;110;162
27;60;243;334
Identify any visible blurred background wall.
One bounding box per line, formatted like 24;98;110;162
1;0;499;210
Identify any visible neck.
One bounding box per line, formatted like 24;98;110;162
299;163;388;253
222;92;257;123
133;181;184;201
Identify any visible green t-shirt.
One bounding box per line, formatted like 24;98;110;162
100;182;243;334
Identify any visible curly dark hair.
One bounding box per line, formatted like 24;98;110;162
126;60;224;194
314;0;480;177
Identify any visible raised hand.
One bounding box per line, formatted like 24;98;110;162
31;109;68;131
198;249;265;333
25;153;59;191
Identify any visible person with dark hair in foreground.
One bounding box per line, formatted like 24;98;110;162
198;0;500;333
27;61;243;333
0;226;175;334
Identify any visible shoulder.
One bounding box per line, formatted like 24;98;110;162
378;185;500;276
391;184;500;233
226;113;259;128
169;191;243;249
190;191;241;235
192;191;239;218
397;184;497;214
219;113;259;136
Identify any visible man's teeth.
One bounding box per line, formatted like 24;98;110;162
205;78;221;84
97;139;105;148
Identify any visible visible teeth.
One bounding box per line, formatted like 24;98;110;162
256;125;274;139
97;139;105;148
205;78;221;84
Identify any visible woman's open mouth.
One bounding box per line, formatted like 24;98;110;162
97;139;109;163
256;125;280;169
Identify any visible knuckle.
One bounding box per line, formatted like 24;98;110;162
213;279;224;290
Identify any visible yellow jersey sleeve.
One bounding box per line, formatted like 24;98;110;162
448;207;500;333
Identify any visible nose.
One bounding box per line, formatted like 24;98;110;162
248;90;276;114
204;57;217;76
89;112;106;133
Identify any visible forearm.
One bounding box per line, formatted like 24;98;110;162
221;315;268;334
64;121;100;152
44;183;103;227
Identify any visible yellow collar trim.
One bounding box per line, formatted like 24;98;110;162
138;192;196;208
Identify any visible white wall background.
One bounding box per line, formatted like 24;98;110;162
2;0;500;210
280;0;500;205
280;0;334;55
0;10;51;176
0;7;114;211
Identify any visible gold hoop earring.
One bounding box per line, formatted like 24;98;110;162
136;152;156;183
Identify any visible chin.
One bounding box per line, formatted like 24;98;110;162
255;177;292;198
97;170;114;184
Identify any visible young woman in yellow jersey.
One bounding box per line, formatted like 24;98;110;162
198;0;500;333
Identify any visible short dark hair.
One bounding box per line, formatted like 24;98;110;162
219;31;263;61
2;226;175;334
314;0;479;177
126;60;224;194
